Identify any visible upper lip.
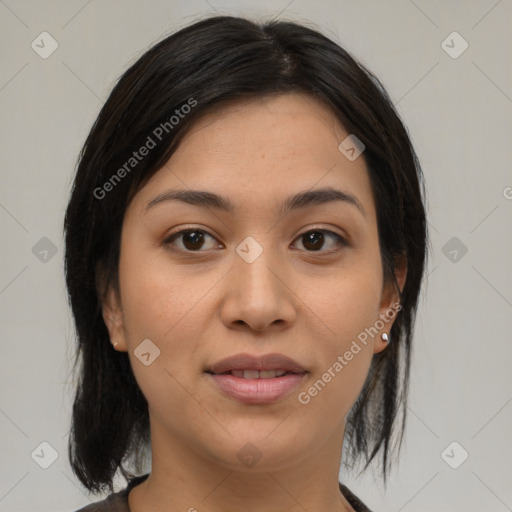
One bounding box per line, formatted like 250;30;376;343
207;353;307;374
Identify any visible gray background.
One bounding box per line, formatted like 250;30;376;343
1;0;511;511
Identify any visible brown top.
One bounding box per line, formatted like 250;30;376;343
73;473;373;512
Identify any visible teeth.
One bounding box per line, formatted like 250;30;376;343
229;369;289;379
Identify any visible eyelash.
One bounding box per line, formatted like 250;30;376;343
163;227;348;255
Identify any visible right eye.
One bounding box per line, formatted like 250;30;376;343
164;228;221;252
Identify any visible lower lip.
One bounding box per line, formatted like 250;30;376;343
208;372;306;404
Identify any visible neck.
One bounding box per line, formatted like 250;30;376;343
128;420;355;512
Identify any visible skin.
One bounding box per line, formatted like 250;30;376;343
102;92;406;512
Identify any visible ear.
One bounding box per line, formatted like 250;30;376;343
97;265;128;352
373;254;407;355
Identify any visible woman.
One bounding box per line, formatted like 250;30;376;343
65;14;427;512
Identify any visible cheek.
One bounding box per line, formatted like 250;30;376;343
118;230;191;332
299;253;383;413
116;245;209;408
117;239;220;379
308;253;383;345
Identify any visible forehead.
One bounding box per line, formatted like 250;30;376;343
129;92;376;221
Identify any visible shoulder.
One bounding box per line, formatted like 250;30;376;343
72;474;150;512
73;490;128;512
339;482;374;512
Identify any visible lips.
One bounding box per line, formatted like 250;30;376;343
206;353;307;404
207;352;306;375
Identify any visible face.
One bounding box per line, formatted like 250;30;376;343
102;92;403;473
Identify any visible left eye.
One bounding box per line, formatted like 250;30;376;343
164;228;346;253
293;229;346;253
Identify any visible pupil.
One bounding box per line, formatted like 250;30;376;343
184;231;204;250
304;231;323;251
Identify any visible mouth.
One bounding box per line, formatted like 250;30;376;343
213;369;294;379
207;352;306;375
206;353;308;404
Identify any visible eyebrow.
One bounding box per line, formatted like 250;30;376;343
144;186;366;218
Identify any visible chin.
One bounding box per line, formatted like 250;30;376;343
199;425;318;473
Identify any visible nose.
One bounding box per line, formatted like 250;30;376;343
220;240;297;333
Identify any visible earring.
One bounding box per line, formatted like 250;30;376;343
381;333;389;343
112;341;119;349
